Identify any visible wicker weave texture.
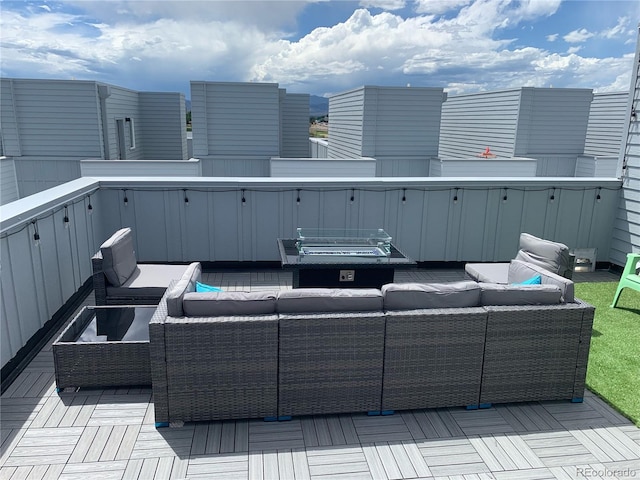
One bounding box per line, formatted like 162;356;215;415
149;289;171;424
382;307;487;410
278;312;386;417
163;315;279;422
480;302;588;404
92;254;163;306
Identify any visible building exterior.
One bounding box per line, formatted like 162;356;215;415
438;87;594;176
190;81;310;176
0;78;188;199
327;86;447;176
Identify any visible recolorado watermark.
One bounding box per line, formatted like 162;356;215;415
576;467;637;478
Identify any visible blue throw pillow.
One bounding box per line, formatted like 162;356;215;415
196;281;223;292
514;275;542;285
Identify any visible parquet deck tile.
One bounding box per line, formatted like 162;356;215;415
0;268;637;480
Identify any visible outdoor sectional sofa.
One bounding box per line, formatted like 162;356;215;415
149;261;595;427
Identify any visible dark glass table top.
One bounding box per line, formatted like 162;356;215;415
70;306;155;343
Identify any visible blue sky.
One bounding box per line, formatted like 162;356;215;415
1;0;638;98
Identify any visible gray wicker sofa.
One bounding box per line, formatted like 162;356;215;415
92;228;190;305
149;262;594;427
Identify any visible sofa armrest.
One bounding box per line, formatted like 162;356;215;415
91;251;107;306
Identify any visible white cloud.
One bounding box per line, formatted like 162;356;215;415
567;46;581;54
414;0;472;15
359;0;406;10
563;28;594;43
546;33;558;42
600;16;630;39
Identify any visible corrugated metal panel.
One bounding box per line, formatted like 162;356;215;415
611;27;640;266
514;88;593;156
439;89;522;158
531;155;578;177
191;82;280;157
280;93;310;158
2;79;102;157
139;92;188;160
585;92;628;157
14;157;81;197
0;157;19;204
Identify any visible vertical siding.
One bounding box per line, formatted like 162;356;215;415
439;89;522;158
14;157;81;197
584;92;628;157
139;92;188;160
514;88;593;156
0;157;19;204
103;86;143;160
280;93;310;158
611;27;640;266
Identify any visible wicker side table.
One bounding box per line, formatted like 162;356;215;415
53;305;155;390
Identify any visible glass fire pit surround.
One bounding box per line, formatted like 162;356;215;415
296;228;392;259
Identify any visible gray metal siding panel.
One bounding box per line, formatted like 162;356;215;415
139;92;188;159
0;157;19;204
281;93;310;158
439;89;521;158
327;89;365;158
611;28;640;266
584;92;628;157
3;79;102;157
514;88;593;156
0;79;21;156
103;86;143;159
198;82;280;156
14;157;81;197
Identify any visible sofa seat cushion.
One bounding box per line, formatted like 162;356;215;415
515;233;571;277
183;291;277;316
508;260;574;303
480;283;562;306
277;288;383;313
465;263;509;284
106;263;191;299
166;263;202;317
382;281;481;310
100;228;137;287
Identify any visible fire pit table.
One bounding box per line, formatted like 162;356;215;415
277;228;416;288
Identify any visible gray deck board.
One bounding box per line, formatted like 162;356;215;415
0;268;637;480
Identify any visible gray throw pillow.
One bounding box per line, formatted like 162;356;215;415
100;228;137;287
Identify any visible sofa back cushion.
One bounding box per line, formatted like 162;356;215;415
480;283;562;306
515;233;572;277
508;259;574;303
382;281;481;310
100;228;137;287
277;288;383;313
166;262;202;317
183;291;277;316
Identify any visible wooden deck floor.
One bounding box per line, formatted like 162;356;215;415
2;268;637;480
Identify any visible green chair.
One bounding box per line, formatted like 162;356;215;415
611;253;640;308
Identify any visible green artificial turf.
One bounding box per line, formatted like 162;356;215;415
575;282;640;426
